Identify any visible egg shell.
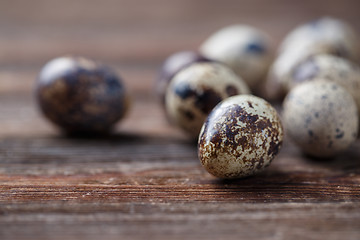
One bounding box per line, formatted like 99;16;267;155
289;54;360;113
283;81;358;158
156;51;213;106
265;17;360;101
198;95;283;179
36;56;129;134
165;62;250;138
265;40;354;101
200;24;272;90
279;17;360;60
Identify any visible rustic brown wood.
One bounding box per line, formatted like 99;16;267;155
1;0;360;239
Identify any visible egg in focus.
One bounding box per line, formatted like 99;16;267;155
198;95;283;179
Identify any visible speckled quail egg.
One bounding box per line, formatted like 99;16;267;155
156;51;213;106
36;56;129;135
165;62;250;138
200;24;272;91
283;81;358;158
264;17;360;101
198;95;283;179
288;54;360;113
265;39;355;101
279;17;360;60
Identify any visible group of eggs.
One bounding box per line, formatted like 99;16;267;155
35;17;360;179
157;17;360;178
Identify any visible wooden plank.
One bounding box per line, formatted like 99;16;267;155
0;95;360;239
0;0;360;65
1;0;360;239
0;203;359;240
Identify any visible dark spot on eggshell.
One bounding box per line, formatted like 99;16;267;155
239;111;259;125
195;88;222;114
174;82;197;100
308;130;314;137
256;157;265;169
256;119;272;131
332;44;350;59
335;132;344;139
245;41;266;54
268;141;281;157
225;85;238;96
180;108;195;121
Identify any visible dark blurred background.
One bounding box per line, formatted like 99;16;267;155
0;0;359;94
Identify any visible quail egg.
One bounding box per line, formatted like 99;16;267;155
265;39;354;101
200;24;272;91
289;54;360;113
165;62;250;138
36;56;129;134
198;95;283;179
279;17;359;60
264;17;359;101
283;81;358;158
156;51;213;105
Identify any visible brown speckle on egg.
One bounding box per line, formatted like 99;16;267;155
198;95;283;179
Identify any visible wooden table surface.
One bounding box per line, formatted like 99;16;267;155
1;0;360;239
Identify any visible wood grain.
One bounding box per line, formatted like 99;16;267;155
1;95;360;240
1;0;360;239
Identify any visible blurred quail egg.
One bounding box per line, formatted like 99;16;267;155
156;51;213;105
264;17;359;101
283;81;358;158
289;54;360;113
265;39;354;101
36;56;129;135
166;62;250;138
198;95;283;179
200;24;272;91
279;17;359;60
